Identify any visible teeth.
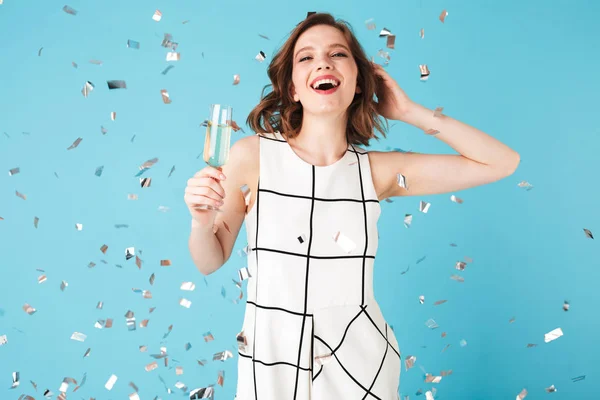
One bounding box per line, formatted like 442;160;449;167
312;79;340;89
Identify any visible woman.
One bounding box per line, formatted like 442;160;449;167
185;12;520;400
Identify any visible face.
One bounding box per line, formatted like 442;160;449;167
291;24;361;115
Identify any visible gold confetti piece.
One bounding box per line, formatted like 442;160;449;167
127;40;140;49
179;298;191;308
563;300;570;311
71;332;87;342
140;319;149;328
75;223;83;230
140;177;151;187
404;214;412;228
161;259;171;267
9;167;20;176
176;366;184;375
203;332;214;342
509;317;516;323
419;295;424;304
545;385;557;393
136;255;142;269
0;335;7;346
544;327;563;343
233;74;240;85
439;9;448;23
105;374;118;390
237;330;247;351
100;244;108;254
67;137;82;150
365;18;376;30
419;64;430;81
111;111;116;121
82;81;94;97
425;318;439;329
441;369;453;376
425;373;442;383
149;307;156;313
434;300;447;306
433;106;444;117
405;355;416;371
60;281;68;291
518;180;534;191
166;52;180;61
181;282;195;291
397;173;408;190
419;200;430;213
420;28;424;39
152;9;162;21
516;388;527;399
386;35;396;49
255;50;266;62
128;194;138;200
160;89;171;104
23;303;36;315
38;275;47;284
583;228;593;239
455;261;466;270
450;274;464;283
15;190;26;200
450;194;463;204
441;332;447;338
333;231;356;253
63;5;77;15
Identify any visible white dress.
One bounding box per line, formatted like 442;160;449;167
235;131;401;400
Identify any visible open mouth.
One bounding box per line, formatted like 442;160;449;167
312;82;339;95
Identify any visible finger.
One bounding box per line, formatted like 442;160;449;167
185;185;224;201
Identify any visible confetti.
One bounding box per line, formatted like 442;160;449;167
127;39;140;49
33;217;39;228
258;33;269;39
81;81;94;97
396;173;408;190
386;35;396;49
455;261;466;270
166;52;180;61
111;111;116;121
439;9;449;23
89;59;103;65
162;33;178;50
563;301;569;311
38;47;43;56
419;64;430;81
67;137;82;150
9;167;20;176
72;61;78;68
450;274;464;283
419;295;424;304
425;373;442;383
107;80;127;89
518;180;534;191
332;231;356;253
71;332;87;342
450;194;463;204
433;300;447;306
161;89;171;104
190;387;215;399
365;18;376;30
11;372;19;389
152;10;162;21
161;259;171;267
140;177;151;187
459;339;467;347
255;50;266;62
404;355;416;371
179;298;192;308
544;327;563;343
516;388;527;399
379;28;392;37
63;5;77;15
101;126;107;135
425;318;438;329
403;214;412;228
571;375;585;382
105;374;118;390
0;335;7;346
23;303;36;315
233;74;240;85
583;228;593;239
75;223;83;230
420;28;425;39
38;275;47;284
95;166;104;177
419;200;430;213
181;282;195;291
60;281;68;291
162;65;174;75
545;385;557;393
176;366;184;375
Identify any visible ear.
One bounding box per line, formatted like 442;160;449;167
290;84;300;102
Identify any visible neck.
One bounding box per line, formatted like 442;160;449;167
288;113;349;166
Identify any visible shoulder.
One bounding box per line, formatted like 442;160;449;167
230;134;259;169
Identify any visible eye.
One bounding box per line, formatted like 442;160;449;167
298;52;348;62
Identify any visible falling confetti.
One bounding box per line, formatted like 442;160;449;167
161;89;171;104
439;9;449;23
255;50;266;62
166;52;180;61
161;65;174;75
233;74;240;85
419;64;430;81
9;167;20;176
127;39;140;49
365;18;376;30
583;228;593;239
152;10;162;21
419;200;430;213
107;80;127;89
63;5;77;15
81;81;94;97
544;327;563;343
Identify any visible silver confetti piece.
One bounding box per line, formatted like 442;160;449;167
105;374;118;390
107;80;127;89
81;81;94;97
544;327;563;343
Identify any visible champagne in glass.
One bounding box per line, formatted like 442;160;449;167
196;104;233;212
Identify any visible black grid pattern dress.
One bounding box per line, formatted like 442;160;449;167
235;131;401;400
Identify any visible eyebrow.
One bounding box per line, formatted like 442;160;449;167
294;43;350;58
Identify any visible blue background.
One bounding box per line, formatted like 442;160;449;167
1;0;599;399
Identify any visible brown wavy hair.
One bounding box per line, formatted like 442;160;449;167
245;12;389;147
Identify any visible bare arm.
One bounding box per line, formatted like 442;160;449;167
188;135;258;275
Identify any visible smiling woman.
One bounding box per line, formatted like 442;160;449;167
246;13;388;147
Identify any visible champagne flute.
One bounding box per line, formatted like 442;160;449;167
195;104;233;212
